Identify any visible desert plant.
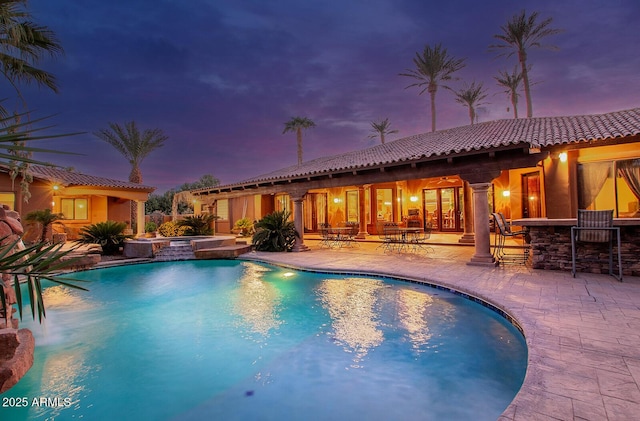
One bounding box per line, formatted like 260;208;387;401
252;210;298;252
233;218;255;237
77;221;129;255
24;208;65;243
176;214;216;236
157;221;187;237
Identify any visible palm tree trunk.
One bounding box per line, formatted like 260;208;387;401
518;50;533;118
511;92;519;118
381;133;385;144
129;164;142;233
429;84;437;132
296;128;303;165
468;106;475;125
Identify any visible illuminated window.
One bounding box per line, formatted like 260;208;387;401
60;198;88;220
0;192;15;210
216;199;229;220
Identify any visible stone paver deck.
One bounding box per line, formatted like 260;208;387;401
240;239;640;420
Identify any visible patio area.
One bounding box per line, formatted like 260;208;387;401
240;238;640;420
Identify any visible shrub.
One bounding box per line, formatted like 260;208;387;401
252;210;298;252
24;209;65;243
157;221;187;237
233;218;255;237
176;214;216;236
77;220;129;255
145;221;157;233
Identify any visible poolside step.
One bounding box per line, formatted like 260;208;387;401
194;244;253;260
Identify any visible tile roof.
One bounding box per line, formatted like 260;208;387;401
24;166;155;191
225;107;640;188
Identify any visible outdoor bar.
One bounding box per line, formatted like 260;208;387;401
512;217;640;277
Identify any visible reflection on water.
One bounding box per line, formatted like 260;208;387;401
233;263;282;337
397;289;433;352
42;286;94;311
316;278;384;366
32;348;91;419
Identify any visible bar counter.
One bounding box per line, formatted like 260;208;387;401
512;218;640;277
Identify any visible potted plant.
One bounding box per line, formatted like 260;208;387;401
232;218;255;237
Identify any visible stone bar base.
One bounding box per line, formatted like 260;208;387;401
523;223;640;277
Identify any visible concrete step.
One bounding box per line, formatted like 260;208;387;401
194;244;252;260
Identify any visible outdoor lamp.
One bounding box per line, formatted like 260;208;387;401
559;152;568;162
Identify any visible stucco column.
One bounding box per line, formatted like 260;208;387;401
458;181;475;244
467;183;497;266
291;194;309;252
136;200;145;237
356;185;368;239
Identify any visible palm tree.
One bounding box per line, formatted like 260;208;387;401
94;121;168;230
94;121;167;184
368;118;398;144
400;43;466;132
0;0;64;115
283;116;315;165
447;81;489;125
494;66;523;118
24;208;64;243
489;10;562;118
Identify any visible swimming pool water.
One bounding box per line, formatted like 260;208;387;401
2;260;527;420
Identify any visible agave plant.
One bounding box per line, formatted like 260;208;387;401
76;220;129;255
0;236;88;324
252;210;298;252
176;214;217;236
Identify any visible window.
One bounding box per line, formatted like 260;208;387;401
376;188;393;221
0;192;15;210
274;194;290;214
346;190;359;222
577;159;640;217
60;198;88;220
216;199;229;220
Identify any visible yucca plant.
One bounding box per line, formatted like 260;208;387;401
252;210;298;252
0;236;88;324
176;214;217;236
76;221;129;255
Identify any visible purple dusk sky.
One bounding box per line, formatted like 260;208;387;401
19;0;640;193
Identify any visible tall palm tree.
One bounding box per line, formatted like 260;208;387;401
0;0;63;115
94;121;167;184
368;118;398;144
283;116;315;165
494;66;523;118
447;81;489;125
489;10;562;118
400;43;466;132
94;121;167;231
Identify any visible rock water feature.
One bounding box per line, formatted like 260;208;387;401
0;207;35;393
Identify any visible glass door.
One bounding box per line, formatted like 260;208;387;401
423;187;462;232
522;172;542;218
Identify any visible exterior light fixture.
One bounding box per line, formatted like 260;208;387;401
333;197;341;204
52;185;59;191
559;152;568;163
410;196;418;202
502;190;510;197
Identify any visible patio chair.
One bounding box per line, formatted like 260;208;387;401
344;221;359;247
410;223;434;253
491;213;528;264
571;209;622;281
319;223;336;248
381;222;401;253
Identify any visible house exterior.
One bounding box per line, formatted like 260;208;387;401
190;107;640;266
0;165;155;241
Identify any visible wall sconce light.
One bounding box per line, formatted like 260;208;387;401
409;196;418;202
558;152;568;163
502;190;510;197
52;184;60;191
333;197;342;204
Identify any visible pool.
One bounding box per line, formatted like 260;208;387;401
2;260;527;420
